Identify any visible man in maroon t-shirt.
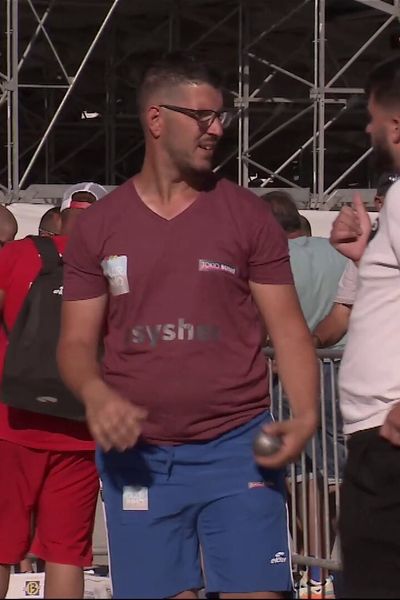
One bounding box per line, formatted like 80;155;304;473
0;182;107;599
58;53;318;599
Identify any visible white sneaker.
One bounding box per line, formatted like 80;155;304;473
298;574;335;599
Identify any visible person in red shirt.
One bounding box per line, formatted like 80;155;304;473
0;206;18;247
0;182;107;599
58;54;319;599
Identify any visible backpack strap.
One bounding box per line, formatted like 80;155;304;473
29;236;62;274
2;318;9;338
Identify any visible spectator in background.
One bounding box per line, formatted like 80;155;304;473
313;171;398;348
299;214;312;237
38;207;61;237
264;191;346;337
264;190;346;597
0;206;17;246
0;182;107;599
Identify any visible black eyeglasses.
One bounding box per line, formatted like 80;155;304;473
159;105;234;130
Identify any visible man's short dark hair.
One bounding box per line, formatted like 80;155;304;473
39;206;60;235
262;190;302;233
137;52;223;114
299;214;312;236
365;55;400;107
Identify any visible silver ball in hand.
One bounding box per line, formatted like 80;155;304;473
253;430;282;457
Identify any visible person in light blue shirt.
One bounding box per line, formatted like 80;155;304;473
288;235;347;352
264;190;347;349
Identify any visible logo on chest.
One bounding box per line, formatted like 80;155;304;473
198;259;237;276
101;255;130;296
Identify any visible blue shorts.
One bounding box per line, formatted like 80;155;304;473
97;412;293;599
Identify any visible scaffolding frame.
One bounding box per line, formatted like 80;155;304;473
237;0;400;207
1;0;399;206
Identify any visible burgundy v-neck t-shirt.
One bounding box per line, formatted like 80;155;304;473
63;177;293;444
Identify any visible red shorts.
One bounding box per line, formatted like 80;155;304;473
0;440;99;567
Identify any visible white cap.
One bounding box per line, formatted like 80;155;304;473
61;182;108;212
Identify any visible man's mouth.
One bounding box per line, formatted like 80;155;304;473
198;142;216;152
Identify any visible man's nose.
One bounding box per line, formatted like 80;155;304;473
207;115;224;137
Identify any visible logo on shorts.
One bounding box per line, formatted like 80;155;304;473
24;580;41;596
270;551;287;564
248;481;266;489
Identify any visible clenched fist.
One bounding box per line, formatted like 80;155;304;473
82;379;147;451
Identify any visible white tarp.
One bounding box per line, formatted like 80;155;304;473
8;204;56;240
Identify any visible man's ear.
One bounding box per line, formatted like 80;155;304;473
146;105;162;139
390;113;400;145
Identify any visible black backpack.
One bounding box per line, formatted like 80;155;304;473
1;236;86;421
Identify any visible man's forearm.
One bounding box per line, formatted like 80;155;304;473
313;303;350;348
57;341;107;405
313;314;342;348
274;332;319;425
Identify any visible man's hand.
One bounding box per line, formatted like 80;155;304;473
380;403;400;446
330;194;371;262
82;380;147;452
254;415;317;469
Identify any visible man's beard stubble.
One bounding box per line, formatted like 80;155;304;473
371;132;396;174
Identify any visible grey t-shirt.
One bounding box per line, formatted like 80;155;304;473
335;260;358;306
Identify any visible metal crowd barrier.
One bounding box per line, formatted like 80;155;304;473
264;347;344;577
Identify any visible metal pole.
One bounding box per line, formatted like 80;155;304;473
312;0;319;204
105;23;116;184
248;53;313;88
326;15;395;87
19;0;121;188
244;104;313;155
12;0;19;200
245;158;303;189
168;0;181;51
51;130;104;175
317;0;326;204
249;34;312;99
260;104;348;187
25;0;70;83
6;0;12;192
245;0;312;52
243;4;249;188
238;0;243;185
354;0;399;16
324;147;373;197
188;7;240;50
214;106;284;173
18;1;53;71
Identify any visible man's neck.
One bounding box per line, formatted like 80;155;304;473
133;153;213;219
136;164;197;204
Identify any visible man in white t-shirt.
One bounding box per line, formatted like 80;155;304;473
330;57;400;598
